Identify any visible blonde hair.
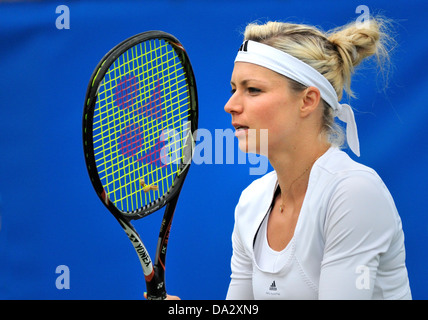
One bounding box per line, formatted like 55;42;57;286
243;17;393;147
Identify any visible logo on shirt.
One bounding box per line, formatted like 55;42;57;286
266;280;280;296
269;281;277;291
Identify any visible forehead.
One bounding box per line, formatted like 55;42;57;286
231;62;287;85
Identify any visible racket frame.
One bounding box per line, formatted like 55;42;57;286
82;31;198;299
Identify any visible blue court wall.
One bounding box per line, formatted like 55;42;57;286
0;0;427;299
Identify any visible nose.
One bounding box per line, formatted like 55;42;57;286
224;92;243;115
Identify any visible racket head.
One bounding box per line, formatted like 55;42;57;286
83;31;198;220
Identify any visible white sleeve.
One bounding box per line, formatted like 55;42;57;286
226;222;254;300
319;173;397;299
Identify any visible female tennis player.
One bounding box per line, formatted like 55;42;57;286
224;17;411;299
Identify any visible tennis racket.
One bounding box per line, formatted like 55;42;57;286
82;31;198;300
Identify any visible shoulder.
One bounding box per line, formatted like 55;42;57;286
316;147;378;177
316;148;400;238
309;148;401;229
315;148;389;197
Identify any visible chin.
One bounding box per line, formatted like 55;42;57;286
238;140;267;156
237;129;269;155
237;140;248;153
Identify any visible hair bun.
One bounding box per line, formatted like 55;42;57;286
329;20;384;67
327;17;393;97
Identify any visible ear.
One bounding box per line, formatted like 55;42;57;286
300;86;321;117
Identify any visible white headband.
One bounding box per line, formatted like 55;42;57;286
235;40;360;157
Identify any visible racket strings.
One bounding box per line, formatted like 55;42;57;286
92;39;191;212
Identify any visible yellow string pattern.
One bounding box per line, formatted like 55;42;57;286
92;39;191;213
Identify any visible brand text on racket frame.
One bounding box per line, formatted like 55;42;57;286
158;124;269;176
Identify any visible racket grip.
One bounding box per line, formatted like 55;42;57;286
146;265;167;300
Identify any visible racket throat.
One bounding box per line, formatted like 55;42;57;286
117;217;167;300
117;217;155;278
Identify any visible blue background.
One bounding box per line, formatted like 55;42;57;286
0;0;426;300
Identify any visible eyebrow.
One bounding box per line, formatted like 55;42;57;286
230;78;269;86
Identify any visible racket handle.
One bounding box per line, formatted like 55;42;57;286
146;265;167;300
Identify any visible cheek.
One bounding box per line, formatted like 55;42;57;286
258;101;292;132
264;102;300;145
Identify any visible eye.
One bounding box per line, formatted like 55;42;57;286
230;88;236;95
248;87;262;94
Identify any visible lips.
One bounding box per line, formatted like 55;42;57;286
232;122;249;137
232;122;248;130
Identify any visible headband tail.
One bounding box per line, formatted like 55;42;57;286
336;104;360;157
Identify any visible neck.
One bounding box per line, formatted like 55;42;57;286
270;141;330;202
